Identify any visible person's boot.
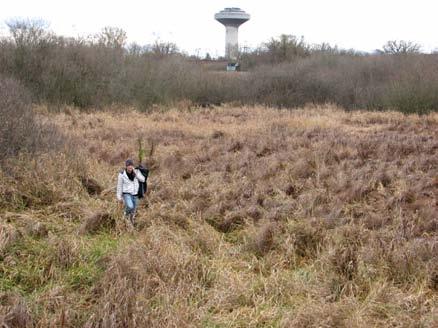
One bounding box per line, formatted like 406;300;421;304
129;212;136;227
124;213;133;228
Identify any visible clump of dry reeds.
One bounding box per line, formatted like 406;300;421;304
0;293;34;328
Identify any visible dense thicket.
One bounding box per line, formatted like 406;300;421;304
1;21;437;113
0;77;62;161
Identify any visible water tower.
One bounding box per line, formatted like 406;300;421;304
215;7;250;71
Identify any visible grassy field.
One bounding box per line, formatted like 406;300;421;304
1;104;437;327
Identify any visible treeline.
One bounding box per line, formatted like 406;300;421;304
1;20;438;113
0;21;232;109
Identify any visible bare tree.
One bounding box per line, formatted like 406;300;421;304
96;26;127;48
152;41;179;57
6;19;50;47
311;42;339;54
128;42;145;56
263;34;309;63
381;40;421;54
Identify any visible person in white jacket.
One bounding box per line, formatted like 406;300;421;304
116;159;145;226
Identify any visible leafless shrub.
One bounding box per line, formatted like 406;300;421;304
0;77;62;160
381;40;421;54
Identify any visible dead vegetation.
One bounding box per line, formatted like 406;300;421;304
0;104;437;327
78;211;115;235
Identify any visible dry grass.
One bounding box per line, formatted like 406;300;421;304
0;104;437;327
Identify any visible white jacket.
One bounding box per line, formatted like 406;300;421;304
116;169;145;200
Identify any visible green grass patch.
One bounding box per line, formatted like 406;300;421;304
0;237;54;294
65;233;120;290
0;232;125;296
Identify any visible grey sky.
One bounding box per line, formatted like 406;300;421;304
1;0;437;56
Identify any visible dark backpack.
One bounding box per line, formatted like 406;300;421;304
136;165;149;198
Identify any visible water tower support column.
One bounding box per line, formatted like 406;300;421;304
225;25;239;62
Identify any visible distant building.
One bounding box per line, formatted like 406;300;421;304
215;8;250;71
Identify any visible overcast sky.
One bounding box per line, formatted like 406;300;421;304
1;0;437;56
